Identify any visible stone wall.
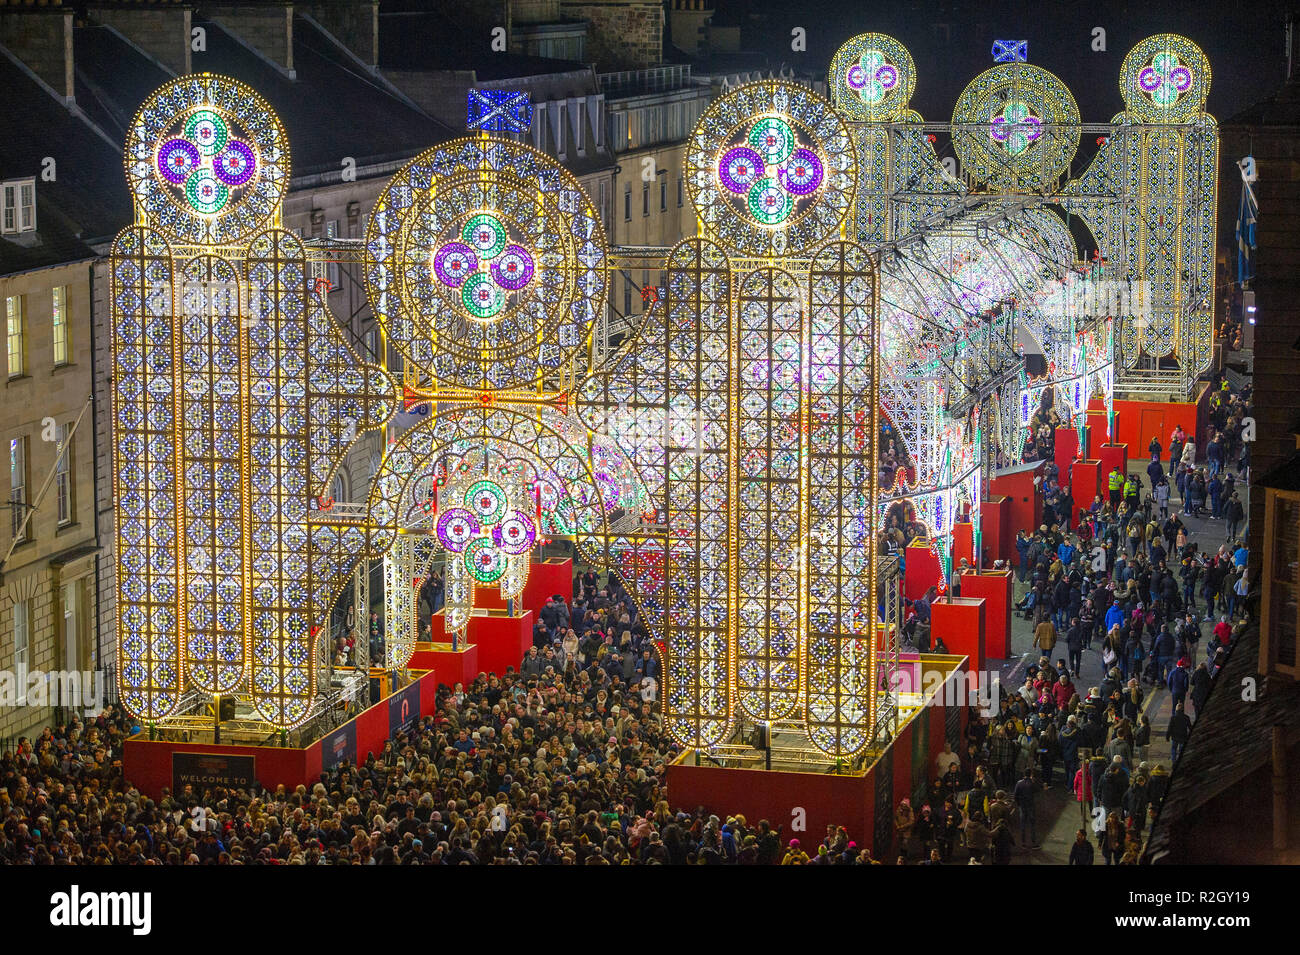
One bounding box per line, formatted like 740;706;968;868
561;1;662;70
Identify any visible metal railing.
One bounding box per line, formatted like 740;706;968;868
597;65;694;96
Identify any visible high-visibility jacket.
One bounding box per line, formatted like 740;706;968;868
1108;471;1124;491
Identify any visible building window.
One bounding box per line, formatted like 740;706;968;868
642;184;649;217
1263;489;1300;676
331;471;348;505
55;422;72;525
325;221;340;289
9;436;26;542
6;295;24;378
13;599;28;670
660;179;667;212
598;179;608;231
576;101;586;153
677;176;684;208
52;285;69;366
556;104;566;155
624;282;632;315
1;178;36;235
624;184;632;222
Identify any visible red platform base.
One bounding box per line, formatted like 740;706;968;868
959;570;1012;659
122;669;440;800
1054;426;1081;495
989;460;1045;538
929;596;986;670
665;659;972;857
408;642;480;686
431;607;534;678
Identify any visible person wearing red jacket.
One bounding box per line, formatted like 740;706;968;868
1213;616;1233;646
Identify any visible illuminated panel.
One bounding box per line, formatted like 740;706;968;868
685;80;854;258
951;62;1080;193
805;241;878;759
735;268;802;723
365;137;605;394
178;254;245;695
111;226;181;721
660;238;733;748
114;75;395;729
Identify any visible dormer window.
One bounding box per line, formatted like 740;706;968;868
2;178;36;235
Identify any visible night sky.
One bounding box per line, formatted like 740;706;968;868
717;0;1294;124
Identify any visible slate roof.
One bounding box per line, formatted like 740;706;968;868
379;10;590;80
0;50;127;274
185;15;457;177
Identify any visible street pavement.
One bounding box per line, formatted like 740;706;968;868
992;455;1248;864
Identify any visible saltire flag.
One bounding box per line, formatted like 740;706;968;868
1237;163;1258;286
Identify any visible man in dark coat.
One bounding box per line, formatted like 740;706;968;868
1165;703;1192;763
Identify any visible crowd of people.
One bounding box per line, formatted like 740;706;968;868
0;380;1255;865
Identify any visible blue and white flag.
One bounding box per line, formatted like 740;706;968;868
1237;159;1258;286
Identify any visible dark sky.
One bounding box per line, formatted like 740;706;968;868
718;0;1295;123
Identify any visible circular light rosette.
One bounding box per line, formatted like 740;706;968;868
184;109;229;157
436;507;480;553
462;213;507;258
490;245;534;290
718;146;764;194
461;273;504;319
845;63;867;91
492;510;536;555
747;117;795;165
157;138;200;185
778;147;823;196
433;242;478;288
464;538;507;584
1138;67;1162;92
465;479;508;525
214;140;256;187
185;168;229;215
747;179;793;225
1169;66;1192;92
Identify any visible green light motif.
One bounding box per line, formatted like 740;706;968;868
461;273;504;319
748;117;795;165
461;213;508;258
747;179;793;224
184;109;229;157
185;168;229;214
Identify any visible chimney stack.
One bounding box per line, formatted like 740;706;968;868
0;5;75;105
88;3;193;76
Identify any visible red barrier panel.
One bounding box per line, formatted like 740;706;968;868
930;597;985;671
980;495;1011;564
989;460;1044;537
960;569;1013;659
904;539;943;601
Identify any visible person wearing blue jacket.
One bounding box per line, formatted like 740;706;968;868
1104;599;1126;633
1166;660;1190;710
